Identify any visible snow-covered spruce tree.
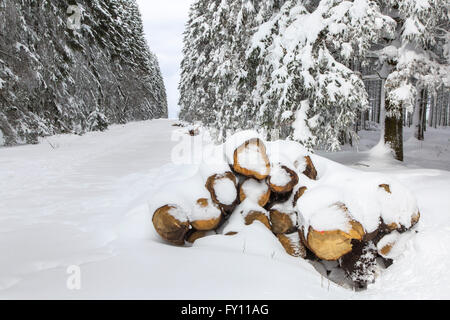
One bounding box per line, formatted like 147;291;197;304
179;0;219;126
179;0;448;153
247;0;397;150
179;0;288;140
377;0;449;160
0;0;167;145
213;1;290;140
179;0;395;150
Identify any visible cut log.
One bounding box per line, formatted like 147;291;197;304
239;178;271;207
186;230;209;244
376;231;403;259
306;227;363;261
205;172;238;212
268;164;299;194
302;156;318;180
379;184;421;232
382;210;421;233
190;198;223;231
293;186;308;207
244;211;271;230
379;184;391;194
233;138;270;180
152;205;190;246
277;233;306;258
303;203;365;261
411;211;421;228
266;190;293;209
270;209;296;234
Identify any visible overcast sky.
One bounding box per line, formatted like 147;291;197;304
136;0;194;119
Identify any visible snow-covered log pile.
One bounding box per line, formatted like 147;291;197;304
150;131;420;288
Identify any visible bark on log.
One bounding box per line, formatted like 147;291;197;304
233;138;271;180
340;241;377;289
266;190;293;209
152;205;190;246
205;172;239;213
239;178;271;207
268;164;299;194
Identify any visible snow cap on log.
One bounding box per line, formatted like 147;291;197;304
205;172;239;212
376;231;412;260
239;178;271;207
300;202;365;260
377;183;421;232
232;138;271;180
268;163;299;194
298;174;420;236
190;198;222;231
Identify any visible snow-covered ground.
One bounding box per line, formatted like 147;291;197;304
0;120;449;299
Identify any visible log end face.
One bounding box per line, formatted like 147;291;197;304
303;156;318;180
152;205;190;246
270;210;295;234
233;138;271;180
277;233;307;258
244;211;271;230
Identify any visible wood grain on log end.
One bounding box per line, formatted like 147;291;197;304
186;231;208;244
244;211;271;230
152;205;190;246
270;209;296;234
277;233;307;258
293;186;308;207
303;156;318;180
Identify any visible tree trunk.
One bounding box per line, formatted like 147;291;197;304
413;88;425;141
422;89;428;133
429;93;434;128
384;99;404;161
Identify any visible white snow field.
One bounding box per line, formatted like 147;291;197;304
0;119;449;299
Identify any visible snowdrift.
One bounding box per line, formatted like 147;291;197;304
150;130;420;288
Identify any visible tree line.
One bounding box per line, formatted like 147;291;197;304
0;0;167;145
179;0;449;161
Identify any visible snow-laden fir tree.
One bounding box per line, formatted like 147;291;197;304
247;0;396;150
179;0;449;154
0;0;167;145
179;0;394;150
179;0;289;140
